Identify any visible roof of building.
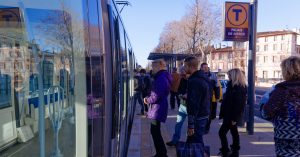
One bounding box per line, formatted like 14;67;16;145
257;30;299;37
147;52;202;60
211;46;245;53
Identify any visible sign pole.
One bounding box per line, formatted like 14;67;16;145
246;0;258;135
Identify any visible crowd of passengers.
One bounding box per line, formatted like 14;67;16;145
133;56;300;157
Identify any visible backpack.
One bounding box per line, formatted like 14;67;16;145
141;75;151;94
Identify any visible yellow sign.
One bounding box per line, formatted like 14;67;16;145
224;2;250;41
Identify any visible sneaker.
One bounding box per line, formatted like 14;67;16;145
166;141;177;146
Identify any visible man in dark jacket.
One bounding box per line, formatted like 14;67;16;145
133;69;145;115
200;63;220;134
184;57;211;144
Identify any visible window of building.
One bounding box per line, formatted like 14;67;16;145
264;56;268;63
228;63;232;70
274;36;277;41
212;63;217;69
234;61;238;67
280;55;286;61
273;71;281;78
218;62;224;70
256;56;259;63
281;44;283;51
272;56;278;63
273;44;277;51
219;53;223;60
282;35;285;40
264;45;268;51
228;52;232;59
256;45;259;52
240;60;245;67
0;62;5;70
265;37;268;42
263;71;268;79
241;51;245;57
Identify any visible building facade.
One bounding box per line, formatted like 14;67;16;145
255;30;300;83
209;30;300;84
208;42;247;74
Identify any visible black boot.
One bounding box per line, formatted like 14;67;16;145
218;148;231;157
229;145;240;157
229;150;239;157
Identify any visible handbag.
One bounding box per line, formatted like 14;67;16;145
176;141;210;157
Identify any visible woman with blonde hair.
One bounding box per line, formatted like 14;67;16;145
218;68;247;157
263;56;300;157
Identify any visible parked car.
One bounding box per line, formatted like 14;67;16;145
259;86;275;120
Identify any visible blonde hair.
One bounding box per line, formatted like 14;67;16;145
152;59;166;69
228;68;247;87
281;56;300;81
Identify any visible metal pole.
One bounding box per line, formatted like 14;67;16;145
18;2;45;156
246;0;257;135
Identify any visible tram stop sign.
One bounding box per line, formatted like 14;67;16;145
224;2;250;41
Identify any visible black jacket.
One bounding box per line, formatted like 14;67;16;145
187;70;211;129
219;81;247;122
178;77;188;95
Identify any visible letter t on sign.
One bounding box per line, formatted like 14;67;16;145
232;9;242;21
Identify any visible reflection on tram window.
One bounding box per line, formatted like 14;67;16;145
0;2;80;156
0;74;11;109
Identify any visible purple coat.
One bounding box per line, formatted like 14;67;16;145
146;70;172;122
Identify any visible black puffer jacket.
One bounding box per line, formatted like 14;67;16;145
219;81;247;122
187;70;211;129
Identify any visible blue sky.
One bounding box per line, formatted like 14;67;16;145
121;0;300;67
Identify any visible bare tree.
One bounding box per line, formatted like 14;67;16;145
154;0;221;62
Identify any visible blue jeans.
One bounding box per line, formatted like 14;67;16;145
187;118;208;145
171;105;187;143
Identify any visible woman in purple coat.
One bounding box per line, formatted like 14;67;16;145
144;59;172;157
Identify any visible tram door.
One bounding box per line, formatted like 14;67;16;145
0;74;17;150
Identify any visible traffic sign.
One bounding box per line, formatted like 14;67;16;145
224;2;250;41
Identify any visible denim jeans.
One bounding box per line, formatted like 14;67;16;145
134;92;144;114
187;118;208;145
171;105;187;143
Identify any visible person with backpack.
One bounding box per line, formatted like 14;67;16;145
263;56;300;157
184;57;211;146
140;69;152;106
133;69;145;115
218;68;247;157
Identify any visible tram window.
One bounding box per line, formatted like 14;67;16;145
85;0;105;156
110;10;120;139
119;23;128;120
0;74;11;109
42;61;54;90
29;74;38;93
